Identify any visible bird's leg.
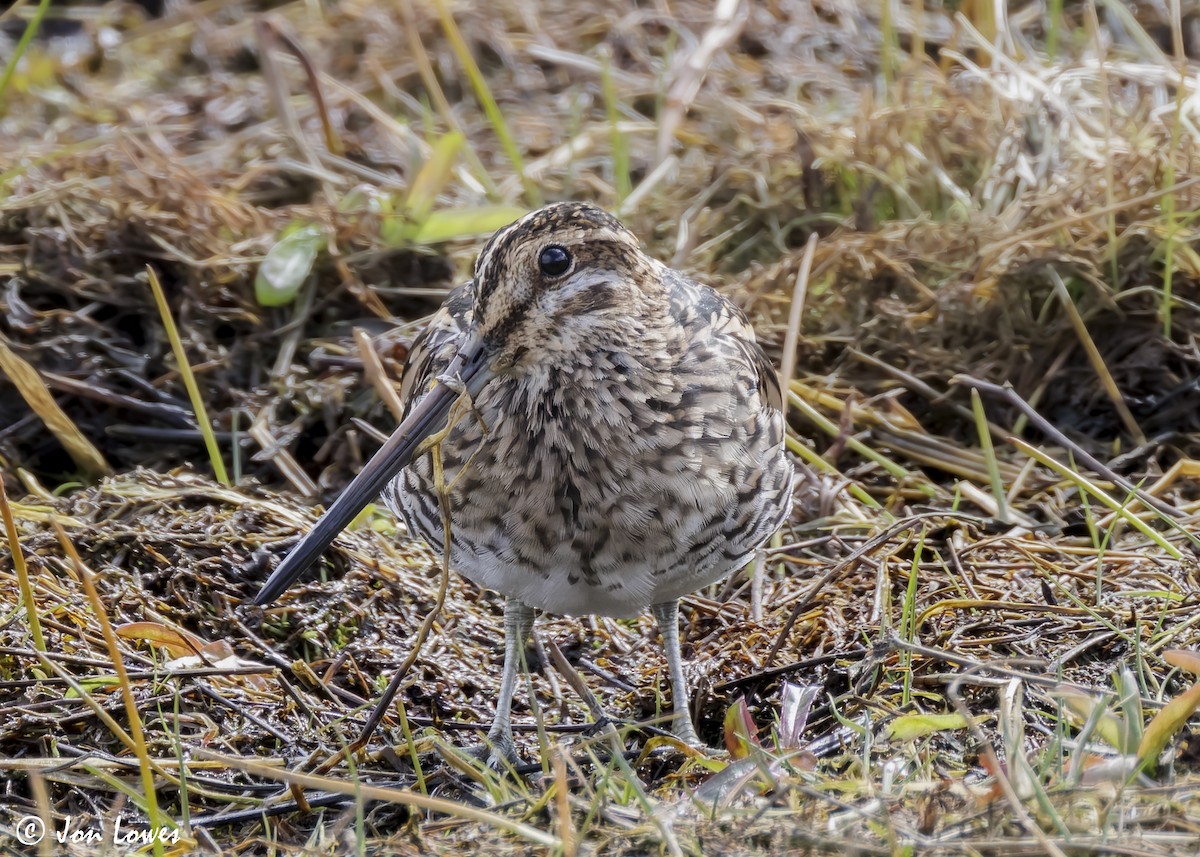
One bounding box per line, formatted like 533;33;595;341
651;599;702;746
484;598;536;765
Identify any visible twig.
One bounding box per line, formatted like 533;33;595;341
849;347;1009;440
197;750;559;846
656;0;748;163
249;407;318;497
1048;268;1145;444
954;376;1183;519
764;511;990;668
354;327;406;420
255;17;343;159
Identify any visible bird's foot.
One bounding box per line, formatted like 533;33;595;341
460;731;522;771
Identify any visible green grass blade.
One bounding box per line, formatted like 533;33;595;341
146;266;230;486
0;0;51;112
432;0;542;206
1009;438;1181;559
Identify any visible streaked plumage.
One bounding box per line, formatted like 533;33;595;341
256;202;794;762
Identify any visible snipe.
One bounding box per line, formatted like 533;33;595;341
255;202;794;763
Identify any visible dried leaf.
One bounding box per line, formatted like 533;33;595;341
1164;649;1200;677
1079;754;1140;786
1137;682;1200;767
723;696;760;760
0;339;110;477
117;621;207;659
1059;690;1128;752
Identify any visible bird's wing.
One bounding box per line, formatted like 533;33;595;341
733;327;785;414
664;266;785;416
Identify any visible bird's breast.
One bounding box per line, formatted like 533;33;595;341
384;353;791;616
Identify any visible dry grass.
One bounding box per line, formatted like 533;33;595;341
2;0;1200;854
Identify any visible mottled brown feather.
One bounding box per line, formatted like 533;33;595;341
385;202;794;618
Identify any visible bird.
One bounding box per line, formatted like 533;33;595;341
254;202;794;764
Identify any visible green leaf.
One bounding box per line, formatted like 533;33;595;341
338;184;374;214
255;223;324;307
1113;667;1145;753
65;675;121;698
378;133;468;246
882;712;973;742
406;205;527;245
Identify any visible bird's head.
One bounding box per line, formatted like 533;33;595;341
467;202;660;372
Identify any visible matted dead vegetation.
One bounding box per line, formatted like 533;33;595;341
2;1;1200;854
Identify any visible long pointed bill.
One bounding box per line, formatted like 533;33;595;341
253;334;491;606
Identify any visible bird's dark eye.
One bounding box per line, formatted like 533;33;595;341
538;245;571;278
